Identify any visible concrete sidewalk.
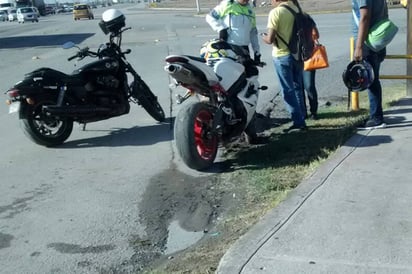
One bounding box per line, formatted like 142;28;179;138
217;97;412;274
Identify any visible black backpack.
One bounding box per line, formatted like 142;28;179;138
276;5;316;62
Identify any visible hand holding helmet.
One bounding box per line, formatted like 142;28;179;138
342;60;375;91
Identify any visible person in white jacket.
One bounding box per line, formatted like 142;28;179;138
206;0;268;144
206;0;261;63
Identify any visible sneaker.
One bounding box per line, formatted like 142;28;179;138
282;124;307;133
309;113;318;120
358;118;386;130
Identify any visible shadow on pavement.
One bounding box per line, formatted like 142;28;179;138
0;33;95;49
59;118;173;148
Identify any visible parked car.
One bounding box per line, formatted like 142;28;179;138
73;4;93;20
56;7;65;13
0;10;7;22
45;6;56;15
17;7;39;23
63;5;73;12
8;9;17;21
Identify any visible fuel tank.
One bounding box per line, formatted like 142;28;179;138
73;57;120;75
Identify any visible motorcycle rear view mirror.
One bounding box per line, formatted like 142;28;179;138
62;41;79;50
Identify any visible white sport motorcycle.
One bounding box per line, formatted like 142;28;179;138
164;40;267;170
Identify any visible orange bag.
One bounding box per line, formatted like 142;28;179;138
304;43;329;71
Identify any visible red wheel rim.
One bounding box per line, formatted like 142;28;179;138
193;109;217;160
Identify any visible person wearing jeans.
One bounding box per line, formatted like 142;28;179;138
262;0;306;132
364;49;386;123
352;0;388;128
302;69;318;119
302;19;320;120
273;54;306;129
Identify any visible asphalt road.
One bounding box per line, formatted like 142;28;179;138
0;5;407;273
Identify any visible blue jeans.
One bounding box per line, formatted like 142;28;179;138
273;54;306;127
302;69;318;116
365;49;385;122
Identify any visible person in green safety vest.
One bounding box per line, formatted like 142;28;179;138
206;0;261;63
206;0;270;145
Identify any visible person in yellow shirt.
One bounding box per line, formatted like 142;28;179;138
261;0;307;133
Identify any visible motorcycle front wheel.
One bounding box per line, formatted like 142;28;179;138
131;79;165;122
20;99;73;147
174;101;218;171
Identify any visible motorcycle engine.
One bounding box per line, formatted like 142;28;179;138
88;75;123;107
96;75;120;88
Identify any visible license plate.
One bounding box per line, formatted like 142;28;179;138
9;102;20;114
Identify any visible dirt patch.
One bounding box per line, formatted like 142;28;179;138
140;161;268;273
132;163;244;273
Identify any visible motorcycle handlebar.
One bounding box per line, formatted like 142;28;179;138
67;47;98;61
68;55;78;61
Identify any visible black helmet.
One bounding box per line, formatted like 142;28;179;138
342;60;375;91
99;9;125;35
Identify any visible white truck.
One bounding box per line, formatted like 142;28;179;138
0;0;13;9
0;0;13;18
15;0;45;15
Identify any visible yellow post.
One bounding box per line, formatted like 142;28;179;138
350;37;360;111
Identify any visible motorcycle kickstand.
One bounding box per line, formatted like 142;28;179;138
80;123;87;131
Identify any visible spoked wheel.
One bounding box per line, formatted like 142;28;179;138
174;101;218;171
20;99;73;147
131;79;165;122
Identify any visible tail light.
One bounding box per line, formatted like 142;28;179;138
211;83;226;95
6;88;20;98
5;89;20;105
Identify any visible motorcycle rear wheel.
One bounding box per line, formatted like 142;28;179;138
131;79;165;122
174;101;218;171
20;99;73;147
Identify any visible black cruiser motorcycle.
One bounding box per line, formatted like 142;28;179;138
5;9;165;147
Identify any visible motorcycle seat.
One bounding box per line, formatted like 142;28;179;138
184;55;206;63
27;67;83;86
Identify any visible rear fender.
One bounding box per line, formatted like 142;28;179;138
13;78;59;97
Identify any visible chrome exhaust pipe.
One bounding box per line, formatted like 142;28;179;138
164;64;197;85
